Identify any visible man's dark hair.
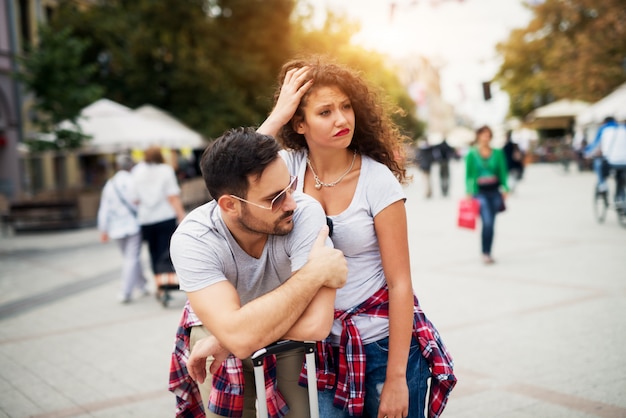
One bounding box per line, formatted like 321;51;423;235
200;127;282;200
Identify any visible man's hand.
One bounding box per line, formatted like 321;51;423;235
304;225;347;289
187;335;229;383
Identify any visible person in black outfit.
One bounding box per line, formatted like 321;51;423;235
502;131;525;193
414;140;433;198
431;139;458;197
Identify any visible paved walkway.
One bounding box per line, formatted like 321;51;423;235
0;163;624;417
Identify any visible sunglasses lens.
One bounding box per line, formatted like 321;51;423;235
272;193;286;212
271;177;297;212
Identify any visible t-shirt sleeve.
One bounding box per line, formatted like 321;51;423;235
170;225;228;293
364;159;406;218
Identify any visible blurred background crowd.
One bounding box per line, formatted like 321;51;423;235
0;0;624;231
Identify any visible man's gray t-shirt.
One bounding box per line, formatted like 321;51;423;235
171;192;327;305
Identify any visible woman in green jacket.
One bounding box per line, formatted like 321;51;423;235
465;125;509;264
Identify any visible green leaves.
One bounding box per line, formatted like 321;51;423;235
18;0;422;149
15;25;102;149
495;0;626;118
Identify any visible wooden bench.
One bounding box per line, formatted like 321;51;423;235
7;200;80;232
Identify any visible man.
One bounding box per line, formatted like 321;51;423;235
431;138;458;197
169;127;347;417
502;131;524;193
585;116;626;194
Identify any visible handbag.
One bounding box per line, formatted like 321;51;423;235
498;193;506;213
458;198;480;230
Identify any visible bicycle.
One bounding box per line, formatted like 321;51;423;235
593;166;626;227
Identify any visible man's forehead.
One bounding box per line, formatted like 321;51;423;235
248;158;288;192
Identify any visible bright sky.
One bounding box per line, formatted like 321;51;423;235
303;0;535;127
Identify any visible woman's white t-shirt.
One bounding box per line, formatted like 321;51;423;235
280;150;406;344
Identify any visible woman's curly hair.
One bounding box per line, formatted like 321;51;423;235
273;55;410;184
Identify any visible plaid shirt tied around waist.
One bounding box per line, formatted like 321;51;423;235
169;302;288;418
169;303;205;417
209;354;288;418
300;284;457;418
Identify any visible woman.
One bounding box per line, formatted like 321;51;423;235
132;146;186;288
465;125;509;264
258;56;455;418
97;153;147;303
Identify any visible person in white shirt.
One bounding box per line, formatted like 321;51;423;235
97;154;147;303
132;146;186;287
584;116;626;194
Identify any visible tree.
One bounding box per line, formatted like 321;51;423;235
15;25;104;151
290;6;424;141
50;0;295;139
43;0;422;141
495;0;626;118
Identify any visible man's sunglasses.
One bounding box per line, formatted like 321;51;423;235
230;176;297;212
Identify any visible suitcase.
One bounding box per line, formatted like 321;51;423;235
251;340;319;418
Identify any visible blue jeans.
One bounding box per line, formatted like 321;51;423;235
475;189;503;256
593;157;607;189
611;165;626;204
318;336;430;418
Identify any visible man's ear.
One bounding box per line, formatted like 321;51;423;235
217;195;238;215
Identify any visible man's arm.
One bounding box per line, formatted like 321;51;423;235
584;126;605;156
281;285;336;341
187;226;346;360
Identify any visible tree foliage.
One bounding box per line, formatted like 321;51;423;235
15;25;103;150
495;0;626;118
23;0;422;144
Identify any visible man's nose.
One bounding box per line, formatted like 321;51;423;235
281;191;297;211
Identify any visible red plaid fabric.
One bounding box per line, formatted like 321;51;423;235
208;355;288;418
301;285;456;418
169;302;290;418
169;304;205;417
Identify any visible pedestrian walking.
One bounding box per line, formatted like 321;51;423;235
132;146;186;298
97;153;148;303
465;125;509;264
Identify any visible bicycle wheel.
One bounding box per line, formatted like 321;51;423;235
594;189;608;223
616;195;626;228
617;204;626;228
615;172;626;228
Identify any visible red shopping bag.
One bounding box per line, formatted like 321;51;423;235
458;198;480;230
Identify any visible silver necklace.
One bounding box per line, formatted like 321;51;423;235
307;150;357;190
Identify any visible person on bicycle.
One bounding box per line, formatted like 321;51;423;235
584;117;626;198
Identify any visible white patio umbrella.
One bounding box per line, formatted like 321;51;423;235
61;98;205;153
576;82;626;126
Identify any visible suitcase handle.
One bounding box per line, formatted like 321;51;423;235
251;340;319;418
251;340;315;366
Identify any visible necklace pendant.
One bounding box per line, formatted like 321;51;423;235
315;182;322;190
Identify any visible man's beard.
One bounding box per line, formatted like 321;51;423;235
237;205;294;236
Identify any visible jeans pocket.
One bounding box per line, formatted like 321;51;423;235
370;336;390;353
